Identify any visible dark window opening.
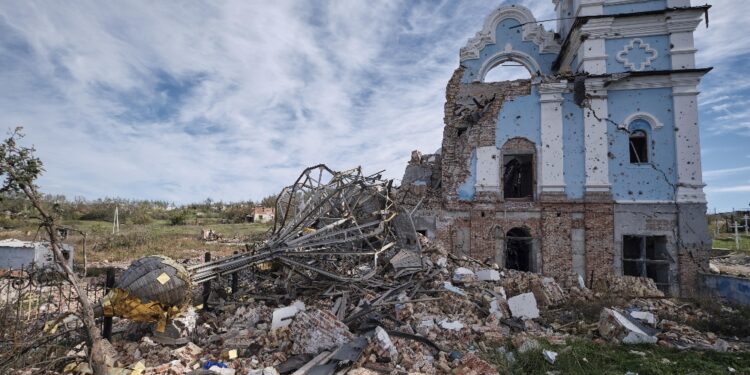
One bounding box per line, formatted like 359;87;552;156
503;154;534;199
629;130;648;164
457;127;467;137
622;235;670;292
416;230;427;237
506;227;532;272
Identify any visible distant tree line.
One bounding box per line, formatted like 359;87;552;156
0;191;279;227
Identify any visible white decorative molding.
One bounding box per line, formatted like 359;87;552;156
539;81;567;193
619;112;664;130
584;83;611;192
558;9;705;69
460;4;560;62
475;50;542;82
475;146;500;193
604;71;707;91
616;38;658;71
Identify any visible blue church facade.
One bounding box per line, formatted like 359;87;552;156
401;0;711;296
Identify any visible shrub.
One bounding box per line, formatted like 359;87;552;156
128;209;153;225
169;209;190;226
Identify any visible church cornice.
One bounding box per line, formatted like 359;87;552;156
553;5;710;72
460;4;560;62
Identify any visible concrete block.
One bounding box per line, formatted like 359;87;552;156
453;267;477;283
271;301;305;330
438;319;464;331
507;293;539;320
629;310;656;326
598;308;657;345
476;269;500;281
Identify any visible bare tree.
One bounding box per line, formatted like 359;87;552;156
0;128;107;374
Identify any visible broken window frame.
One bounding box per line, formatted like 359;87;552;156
628;129;649;164
622;235;670;292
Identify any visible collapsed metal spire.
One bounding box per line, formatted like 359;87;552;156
190;164;419;284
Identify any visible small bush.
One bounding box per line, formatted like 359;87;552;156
169;209;190;226
129;209;153;225
95;231;155;252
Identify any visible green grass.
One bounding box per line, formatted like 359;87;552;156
709;222;750;251
713;235;750;251
482;338;750;375
0;219;272;264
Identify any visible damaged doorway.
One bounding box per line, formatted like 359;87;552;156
506;227;532;271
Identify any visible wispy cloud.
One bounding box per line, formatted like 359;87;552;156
705;185;750;193
0;0;506;203
704;165;750;179
0;0;744;212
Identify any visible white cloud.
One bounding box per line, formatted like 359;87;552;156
706;185;750;193
1;0;532;203
704;165;750;179
0;0;742;207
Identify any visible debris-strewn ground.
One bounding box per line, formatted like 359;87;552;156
711;252;750;278
36;236;750;375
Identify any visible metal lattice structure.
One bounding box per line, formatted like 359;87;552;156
187;164;419;286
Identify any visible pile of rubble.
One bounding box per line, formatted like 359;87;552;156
48;235;742;375
710;253;750;278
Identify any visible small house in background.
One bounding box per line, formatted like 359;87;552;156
0;239;74;270
250;207;275;223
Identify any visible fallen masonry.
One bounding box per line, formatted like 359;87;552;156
51;233;743;374
4;163;746;374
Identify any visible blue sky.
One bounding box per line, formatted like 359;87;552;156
0;0;747;212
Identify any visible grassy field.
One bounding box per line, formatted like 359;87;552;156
0;219;271;265
482;338;750;375
708;222;750;251
713;234;750;251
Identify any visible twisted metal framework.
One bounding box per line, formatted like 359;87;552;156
189;165;419;285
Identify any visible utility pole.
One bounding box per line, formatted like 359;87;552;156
112;206;120;235
731;221;742;250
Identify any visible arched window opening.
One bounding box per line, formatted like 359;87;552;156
484;61;532;82
503;155;534;198
506;227;532;271
629;130;648;164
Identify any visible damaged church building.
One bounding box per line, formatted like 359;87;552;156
400;0;711;297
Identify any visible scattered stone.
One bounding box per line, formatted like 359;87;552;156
374;326;398;360
271;301;306;330
438;319;464;331
543;350;557;364
599;308;658;345
457;353;499;375
629;310;656;326
476;269;500;281
247;367;280;375
289;309;353;355
453;267;477;283
208;365;235;375
443;281;467;296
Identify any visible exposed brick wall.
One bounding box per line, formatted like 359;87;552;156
540;203;573;280
584;200;616;285
440;69;532;203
